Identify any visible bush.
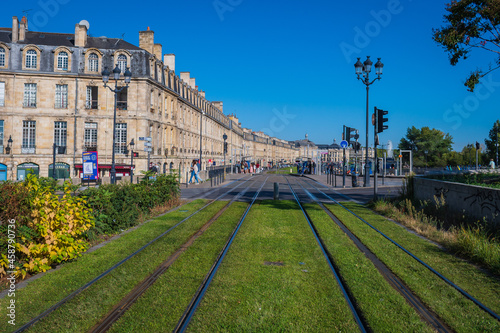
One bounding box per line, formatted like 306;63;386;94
0;174;95;279
81;173;180;235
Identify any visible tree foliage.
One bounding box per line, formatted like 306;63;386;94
433;0;500;91
398;126;454;167
484;119;500;161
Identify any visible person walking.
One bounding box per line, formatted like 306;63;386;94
189;160;200;184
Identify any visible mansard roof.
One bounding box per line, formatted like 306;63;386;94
0;28;141;50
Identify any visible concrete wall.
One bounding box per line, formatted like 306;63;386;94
413;177;500;225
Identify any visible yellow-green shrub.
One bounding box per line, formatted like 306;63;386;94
0;174;94;279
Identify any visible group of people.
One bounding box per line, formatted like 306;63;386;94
189;159;202;184
239;161;260;174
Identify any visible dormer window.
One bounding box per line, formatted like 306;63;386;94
57;51;68;70
88;53;98;72
0;47;5;67
117;54;127;73
26;50;37;69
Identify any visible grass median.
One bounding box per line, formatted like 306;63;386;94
328;202;500;333
188;200;359;332
0;199;225;333
304;203;433;332
107;202;249;332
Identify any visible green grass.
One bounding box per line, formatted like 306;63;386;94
187;200;359;332
268;166;297;174
304;203;433;333
107;202;249;332
0;199;226;333
328;202;500;333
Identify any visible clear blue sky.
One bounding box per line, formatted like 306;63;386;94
4;0;499;151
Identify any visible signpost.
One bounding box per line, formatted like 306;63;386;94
139;137;152;171
82;151;98;186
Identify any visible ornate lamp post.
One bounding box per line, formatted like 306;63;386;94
354;56;384;187
223;133;228;172
102;65;132;184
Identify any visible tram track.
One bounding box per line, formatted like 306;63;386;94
14;176;252;333
289;175;451;333
284;175;368;333
293;175;500;327
173;177;269;333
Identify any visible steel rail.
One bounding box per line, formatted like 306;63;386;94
293;177;451;333
284;176;367;333
174;177;269;333
15;176;253;333
303;177;500;322
90;178;258;332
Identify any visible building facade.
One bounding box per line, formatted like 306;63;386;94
0;16;299;182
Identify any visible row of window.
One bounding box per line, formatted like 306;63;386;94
0;46;128;73
0;120;128;154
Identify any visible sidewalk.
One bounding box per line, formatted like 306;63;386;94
302;173;403;189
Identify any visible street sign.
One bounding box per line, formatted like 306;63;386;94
144;142;152;147
144;148;152;152
340;140;348;149
82;151;98;180
139;137;152;142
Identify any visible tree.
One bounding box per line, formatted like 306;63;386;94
484;119;500;162
432;0;500;91
398;126;454;167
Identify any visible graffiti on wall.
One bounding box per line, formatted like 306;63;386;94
464;189;500;218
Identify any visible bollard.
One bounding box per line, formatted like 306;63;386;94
273;182;279;200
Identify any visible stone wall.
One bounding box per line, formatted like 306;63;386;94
413;177;500;225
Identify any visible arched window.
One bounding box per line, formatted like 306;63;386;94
0;47;5;67
26;50;37;69
57;51;68;70
117;54;127;73
88;53;98;72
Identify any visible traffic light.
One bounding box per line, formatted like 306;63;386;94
133;152;139;157
476;141;480;150
344;126;357;144
375;107;388;133
354;142;361;153
224;142;228;154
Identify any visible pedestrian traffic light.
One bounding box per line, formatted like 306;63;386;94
375;107;388;133
476;141;480;150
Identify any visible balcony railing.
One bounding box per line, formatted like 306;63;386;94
85;100;98;109
23;101;36;108
117;101;127;111
21;146;36;154
84;145;98;152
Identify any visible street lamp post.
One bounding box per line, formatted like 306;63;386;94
199;110;205;171
102;65;132;185
223;133;227;176
130;139;135;184
355;56;384;187
6;136;13;180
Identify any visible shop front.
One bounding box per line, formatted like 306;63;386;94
17;163;39;180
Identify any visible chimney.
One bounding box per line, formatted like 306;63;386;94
164;54;175;71
180;72;190;85
139;27;154;54
19;16;27;41
153;43;162;60
74;23;88;47
190;78;196;89
213;101;223;113
200;91;206;98
11;16;18;43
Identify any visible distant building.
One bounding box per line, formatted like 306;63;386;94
0;16;299;181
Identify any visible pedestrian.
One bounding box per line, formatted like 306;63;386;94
489;159;495;169
189;160;200;184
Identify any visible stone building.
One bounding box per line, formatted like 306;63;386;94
0;16;299;181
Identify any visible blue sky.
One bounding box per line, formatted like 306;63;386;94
4;0;500;151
